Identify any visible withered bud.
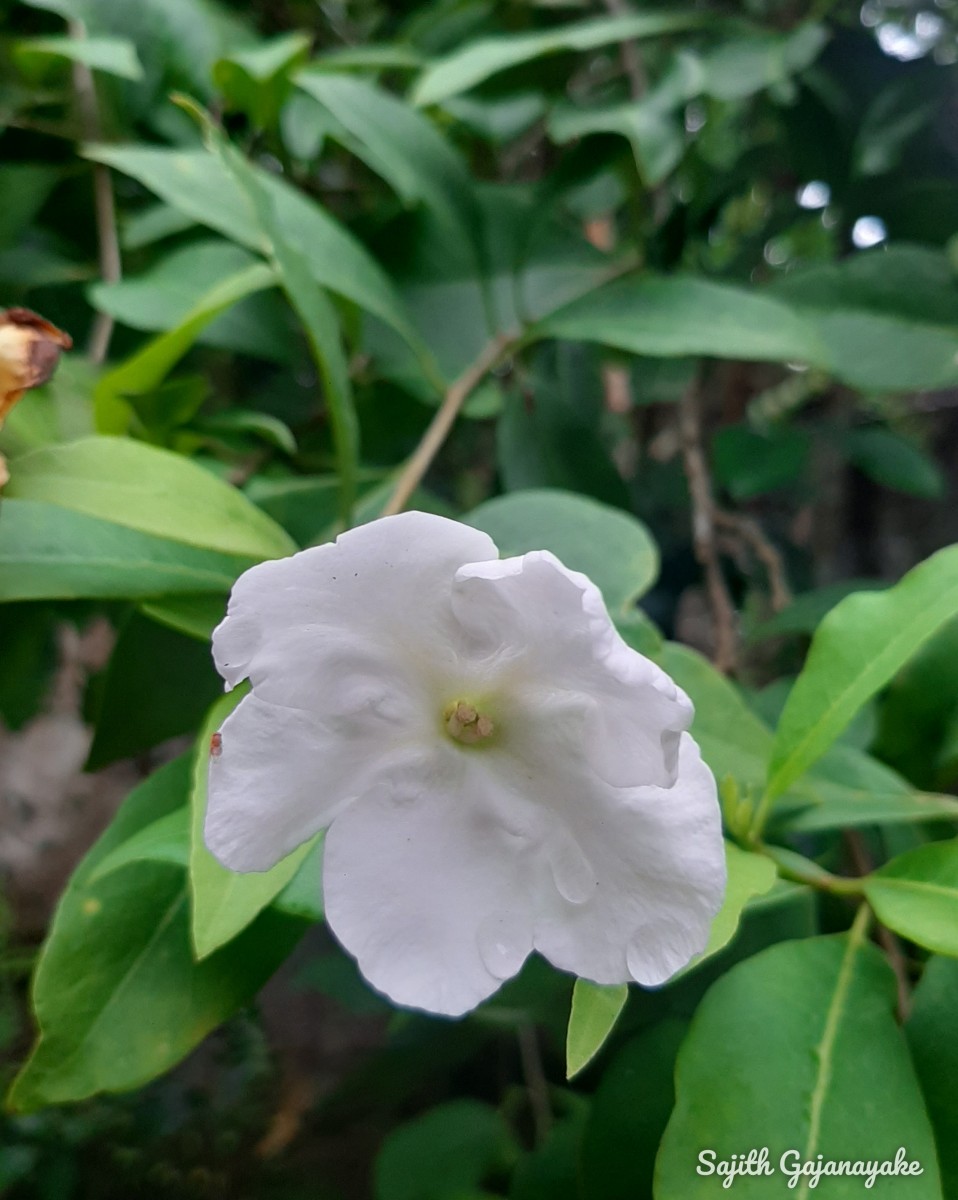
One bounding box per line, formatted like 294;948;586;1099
0;307;73;425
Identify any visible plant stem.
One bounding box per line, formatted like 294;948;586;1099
382;333;513;516
69;19;121;365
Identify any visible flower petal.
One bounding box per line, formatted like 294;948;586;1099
451;551;692;788
322;752;538;1016
532;734;726;987
205;693;426;872
213;511;498;708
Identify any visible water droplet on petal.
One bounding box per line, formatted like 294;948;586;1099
548;834;596;905
477;909;532;980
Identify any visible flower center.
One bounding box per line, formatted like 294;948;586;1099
444;699;495;746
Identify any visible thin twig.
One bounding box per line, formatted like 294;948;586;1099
381;334;512;517
714;510;792;613
602;0;648;99
517;1024;552;1147
845;831;911;1021
69;20;121;364
678;383;738;672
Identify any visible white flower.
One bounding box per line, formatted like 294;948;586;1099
205;511;726;1017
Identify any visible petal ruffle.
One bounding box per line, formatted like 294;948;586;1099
532;734;726;986
322;751;539;1016
451;551;692;788
206;692;427;871
213;511;498;710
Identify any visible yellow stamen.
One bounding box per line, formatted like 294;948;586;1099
444;699;496;745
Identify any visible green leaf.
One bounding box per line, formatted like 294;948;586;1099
0;499;256;601
93;262;277;432
770;247;958;392
7;757;303;1111
411;12;706;107
374;1100;518;1200
548;102;685;186
865;841;958;958
841;427;945;500
713;424;810;499
190;691;317;960
89;239;296;362
536;274;825;367
86;612;222;770
86;145;427;363
582;1020;688;1200
296;71;482;263
8;863;302;1111
214;32;310;129
192;110;359;522
467;489;659;616
699;23;827;101
657;642;774;789
6;436;295;559
767;546;958;801
690;843;777;968
657;927;942;1198
748;580;887;643
244;471;387;547
16;35;144;81
140;594;226;642
89;807;191;880
566;980;628;1080
907;957;958;1200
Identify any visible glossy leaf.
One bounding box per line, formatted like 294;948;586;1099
768;546;958;800
566;980;628;1080
411;12;706;107
89;239;296;362
467;488;658;616
16;35;144;80
296;71;482;261
657;929;942;1198
6;436;295;559
86;145;427;358
189;691;317;960
906;957;958;1200
536;274;825;366
89;807;191;880
194;111;360;521
7;758;303;1111
0;499;256;601
93;263;276;432
866;841;958;958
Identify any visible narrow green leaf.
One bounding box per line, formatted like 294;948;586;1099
89;239;296;362
866;841;958;958
6;436;295;559
657;925;942;1198
467;489;659;616
192;111;360;522
189;691;317;960
0;499;256;601
139;594;226;642
535;273;825;366
566;980;629;1080
687;843;777;969
89;807;191;881
296;71;482;258
907;957;958;1200
7;758;303;1111
767;546;958;801
412;12;706;107
16;35;144;81
85;145;427;362
94;263;276;432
